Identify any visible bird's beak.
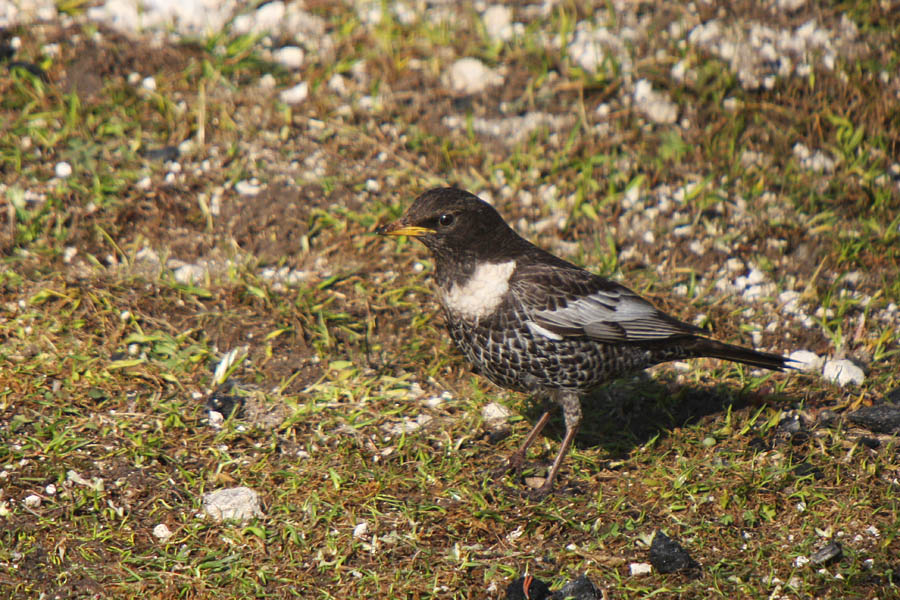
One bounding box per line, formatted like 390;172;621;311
376;220;435;237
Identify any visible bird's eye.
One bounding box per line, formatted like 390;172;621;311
438;213;454;227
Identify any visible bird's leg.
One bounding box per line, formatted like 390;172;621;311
503;409;552;473
531;391;581;497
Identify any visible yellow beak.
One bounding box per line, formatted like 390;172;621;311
377;222;435;237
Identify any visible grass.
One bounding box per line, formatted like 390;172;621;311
1;1;899;598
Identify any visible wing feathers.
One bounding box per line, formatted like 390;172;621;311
511;261;704;343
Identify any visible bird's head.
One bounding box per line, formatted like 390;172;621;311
377;187;516;261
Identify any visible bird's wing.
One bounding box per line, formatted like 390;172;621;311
509;261;705;343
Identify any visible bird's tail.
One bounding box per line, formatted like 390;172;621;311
685;337;793;371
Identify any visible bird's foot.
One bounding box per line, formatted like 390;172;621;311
490;450;527;480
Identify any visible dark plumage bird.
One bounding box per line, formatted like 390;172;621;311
378;187;791;496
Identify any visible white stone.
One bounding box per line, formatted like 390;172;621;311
259;73;276;89
746;267;767;285
234;1;284;34
273;46;304;69
353;521;369;539
482;402;513;425
778;0;807;11
629;562;653;576
23;494;41;508
153;523;173;541
173;263;204;285
822;359;864;386
633;79;678;124
55;161;72;178
788;350;823;372
234;180;262;196
568;26;631;75
44;484;56;496
279;81;308;104
779;290;803;314
447;58;503;95
483;5;514;41
328;74;348;95
202;487;263;522
141;76;157;91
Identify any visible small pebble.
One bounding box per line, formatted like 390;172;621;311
272;46;304;69
810;542;842;566
279;81;309;104
55;161;72;178
629;562;653;576
153;523;173;541
23;494;41;508
353;521;369;539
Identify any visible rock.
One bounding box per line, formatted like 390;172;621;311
788;350;823;372
649;530;698;573
279;81;309;104
822;359;865;386
447;58;503;95
272;45;304;69
482;402;513;427
234;179;262;196
153;523;173;541
23;494;41;508
848;403;900;434
353;521;369;539
629;562;653;576
633;79;677;124
809;542;842;566
54;161;72;178
483;5;515;41
202;486;263;522
552;574;602;599
568;25;631;76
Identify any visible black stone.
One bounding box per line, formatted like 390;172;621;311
650;530;698;573
810;542;842;566
551;574;602;600
848;403;900;434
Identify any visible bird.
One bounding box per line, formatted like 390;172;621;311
378;187;791;496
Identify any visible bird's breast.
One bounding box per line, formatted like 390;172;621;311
437;260;517;321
